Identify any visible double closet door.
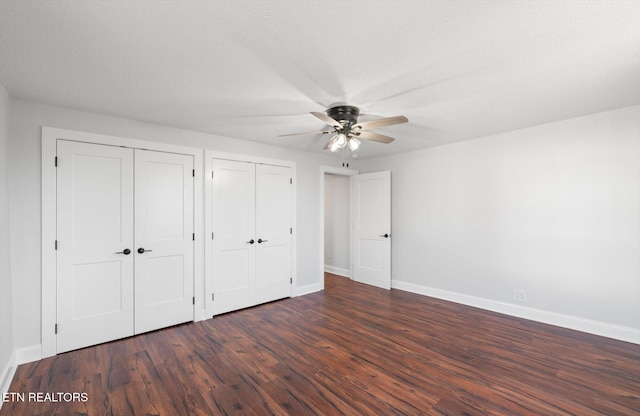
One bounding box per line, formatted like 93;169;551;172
56;140;194;353
211;159;292;315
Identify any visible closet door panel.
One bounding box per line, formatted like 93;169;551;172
255;164;292;304
212;160;256;314
56;140;134;353
134;150;194;334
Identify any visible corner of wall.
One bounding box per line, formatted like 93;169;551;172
0;81;15;407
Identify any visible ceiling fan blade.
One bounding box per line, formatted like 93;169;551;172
278;130;332;137
352;115;408;130
310;112;343;128
354;130;395;144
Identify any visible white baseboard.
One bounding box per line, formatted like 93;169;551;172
392;280;640;345
324;265;351;278
0;343;42;409
295;282;323;297
16;345;41;365
0;350;17;409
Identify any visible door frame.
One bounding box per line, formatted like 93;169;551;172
318;165;359;291
204;150;297;318
41;127;204;358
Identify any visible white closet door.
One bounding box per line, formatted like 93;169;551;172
255;164;292;304
212;159;256;315
352;171;392;290
56;140;134;353
134;150;194;334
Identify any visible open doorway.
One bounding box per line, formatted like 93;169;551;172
319;166;358;288
319;166;393;290
324;173;351;277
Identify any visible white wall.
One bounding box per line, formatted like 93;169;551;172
8;98;341;353
0;83;14;396
324;173;350;276
360;105;640;343
6;97;639;357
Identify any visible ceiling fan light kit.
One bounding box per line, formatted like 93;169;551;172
279;105;408;154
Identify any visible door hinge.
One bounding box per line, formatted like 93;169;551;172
211;232;214;240
193;296;195;305
55;324;58;334
290;227;292;234
211;171;214;179
290;278;292;284
55;240;58;250
54;156;58;167
290;178;292;185
212;293;215;301
192;233;195;241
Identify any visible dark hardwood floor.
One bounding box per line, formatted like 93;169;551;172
2;273;639;415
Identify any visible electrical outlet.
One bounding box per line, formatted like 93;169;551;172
514;289;526;302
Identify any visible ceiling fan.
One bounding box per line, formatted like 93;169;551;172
279;105;408;152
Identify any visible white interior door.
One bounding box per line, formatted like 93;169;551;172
352;171;391;290
212;159;256;314
255;164;292;304
134;150;194;334
56;140;134;353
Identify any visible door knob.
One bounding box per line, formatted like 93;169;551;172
379;233;390;238
116;248;131;255
137;247;152;254
257;238;268;244
246;239;255;244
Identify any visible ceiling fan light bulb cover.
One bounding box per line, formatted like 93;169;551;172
348;137;361;151
336;133;347;148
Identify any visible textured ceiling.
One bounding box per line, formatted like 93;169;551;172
1;0;639;159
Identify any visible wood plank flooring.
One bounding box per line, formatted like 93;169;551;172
2;273;639;415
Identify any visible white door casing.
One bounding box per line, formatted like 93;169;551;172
56;140;135;353
255;164;292;304
211;160;257;314
134;150;194;334
352;171;392;290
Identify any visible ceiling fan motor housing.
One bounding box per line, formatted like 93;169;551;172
327;105;360;127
